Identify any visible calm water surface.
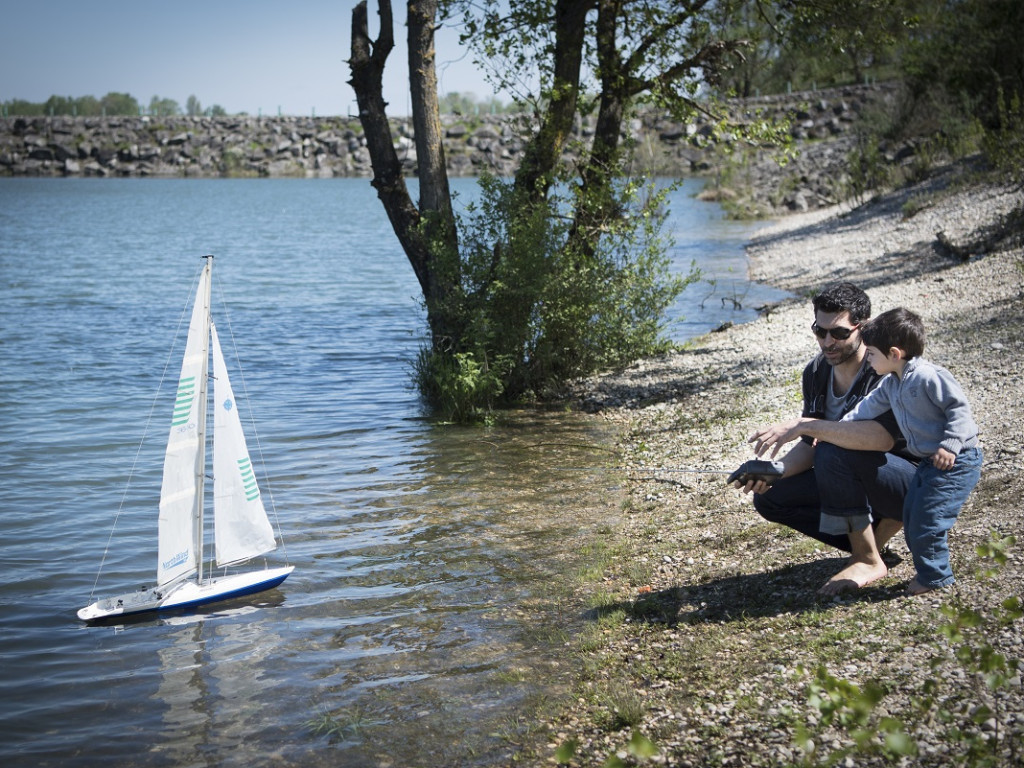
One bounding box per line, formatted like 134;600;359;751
0;177;784;767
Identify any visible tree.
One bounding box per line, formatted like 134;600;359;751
2;99;44;116
903;0;1024;133
75;95;102;116
438;91;510;115
346;0;843;419
100;92;140;115
43;95;75;115
186;95;203;116
148;95;180;116
350;0;461;356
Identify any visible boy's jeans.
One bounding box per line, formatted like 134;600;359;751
904;446;983;589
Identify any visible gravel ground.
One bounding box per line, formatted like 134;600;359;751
543;171;1024;767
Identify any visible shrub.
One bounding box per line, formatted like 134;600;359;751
415;174;689;421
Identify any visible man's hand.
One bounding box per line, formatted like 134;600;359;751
727;459;785;489
748;419;806;458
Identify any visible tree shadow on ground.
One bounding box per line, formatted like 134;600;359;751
579;347;772;414
588;558;907;627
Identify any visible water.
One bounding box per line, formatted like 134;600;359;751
664;183;790;338
0;177;784;767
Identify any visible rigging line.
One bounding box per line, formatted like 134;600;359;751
87;261;203;600
213;271;290;563
523;442;620;455
556;466;732;475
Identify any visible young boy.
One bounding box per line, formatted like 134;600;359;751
826;307;982;595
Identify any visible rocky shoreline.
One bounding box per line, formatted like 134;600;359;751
546;170;1023;766
1;82;899;216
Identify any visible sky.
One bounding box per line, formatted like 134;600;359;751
0;0;502;117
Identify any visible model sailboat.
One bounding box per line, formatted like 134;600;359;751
78;257;293;621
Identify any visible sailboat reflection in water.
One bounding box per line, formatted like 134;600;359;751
78;256;293;621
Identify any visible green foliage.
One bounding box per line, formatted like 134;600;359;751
924;535;1022;768
413;347;509;424
3;91;141;116
982;91;1024;185
795;532;1022;767
439;90;515;116
846;134;888;205
795;665;916;764
974;532;1016;579
711;0;916;97
100;92;141;115
0;91;219;117
903;0;1024;134
884;0;1024;181
415;174;689;421
148;95;181;116
306;704;385;743
599;683;648;731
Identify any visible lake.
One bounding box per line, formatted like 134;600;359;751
0;177;786;766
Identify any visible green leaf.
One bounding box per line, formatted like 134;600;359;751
555;739;578;764
627;731;659;758
882;728;918;756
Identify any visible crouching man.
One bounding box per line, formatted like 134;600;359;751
733;282;918;594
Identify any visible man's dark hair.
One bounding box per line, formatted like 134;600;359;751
812;282;872;324
861;307;926;358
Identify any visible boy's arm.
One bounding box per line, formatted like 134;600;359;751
925;371;978;455
842;384;891;423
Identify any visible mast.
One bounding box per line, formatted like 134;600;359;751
194;255;214;584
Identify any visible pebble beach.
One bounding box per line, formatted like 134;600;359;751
551;169;1024;766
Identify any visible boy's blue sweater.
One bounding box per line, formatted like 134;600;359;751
843;357;979;458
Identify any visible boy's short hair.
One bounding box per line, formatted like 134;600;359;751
861;307;926;358
812;282;872;324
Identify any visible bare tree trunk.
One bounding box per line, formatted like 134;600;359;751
408;0;454;225
349;0;461;348
566;0;628;259
513;0;590;203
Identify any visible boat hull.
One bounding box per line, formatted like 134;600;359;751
77;566;295;622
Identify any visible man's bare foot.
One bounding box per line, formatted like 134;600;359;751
818;560;888;596
906;577;935;596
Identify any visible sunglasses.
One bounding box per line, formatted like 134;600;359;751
811;323;858;340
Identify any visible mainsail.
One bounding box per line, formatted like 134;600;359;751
157;263;211;587
212;323;277;566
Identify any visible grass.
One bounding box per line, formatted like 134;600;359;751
306;703;388;744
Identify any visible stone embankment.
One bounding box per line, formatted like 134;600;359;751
1;83;900;214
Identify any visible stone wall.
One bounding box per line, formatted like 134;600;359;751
0;83;901;212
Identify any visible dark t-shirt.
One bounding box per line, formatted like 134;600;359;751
800;353;914;460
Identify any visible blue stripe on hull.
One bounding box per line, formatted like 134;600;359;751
160;572;291;613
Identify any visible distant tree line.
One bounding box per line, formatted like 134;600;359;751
1;90;520;118
1;92;229;118
438;91;517;116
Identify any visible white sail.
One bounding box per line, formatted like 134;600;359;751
157;263;211;587
211;323;277;566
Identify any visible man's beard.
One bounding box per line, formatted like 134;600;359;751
825;339;861;366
